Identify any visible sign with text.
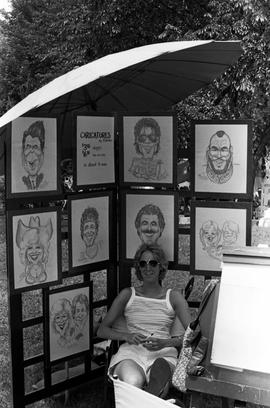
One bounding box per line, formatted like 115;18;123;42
75;115;115;188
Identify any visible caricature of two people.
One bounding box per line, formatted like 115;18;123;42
199;219;239;261
50;293;89;348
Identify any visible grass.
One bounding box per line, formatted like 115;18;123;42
0;279;12;408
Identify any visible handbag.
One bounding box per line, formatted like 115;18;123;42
172;279;218;392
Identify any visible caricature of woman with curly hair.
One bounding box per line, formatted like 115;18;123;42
71;294;89;341
50;298;75;348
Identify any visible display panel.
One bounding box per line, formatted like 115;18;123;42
119;113;177;188
74;114;115;189
6;116;60;198
47;282;92;363
7;207;61;293
68;192;113;273
191;120;252;199
190;200;252;275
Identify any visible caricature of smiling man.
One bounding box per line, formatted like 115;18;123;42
135;203;165;246
21;121;47;190
79;207;103;261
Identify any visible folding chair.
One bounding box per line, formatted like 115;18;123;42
111;375;176;408
102;277;195;408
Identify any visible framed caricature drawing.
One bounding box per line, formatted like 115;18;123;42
74;114;115;189
120;190;177;263
191;120;253;199
68;191;113;273
6;116;61;199
119;113;177;188
7;207;61;293
46;281;92;363
190;200;252;275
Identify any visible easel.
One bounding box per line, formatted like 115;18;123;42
186;280;270;408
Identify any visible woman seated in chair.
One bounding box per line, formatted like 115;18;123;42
97;243;191;399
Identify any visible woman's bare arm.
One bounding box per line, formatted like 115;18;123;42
97;288;146;344
170;289;191;329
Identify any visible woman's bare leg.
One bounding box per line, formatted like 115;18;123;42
113;359;146;388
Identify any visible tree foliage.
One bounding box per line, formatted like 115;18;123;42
160;0;270;172
0;0;269;173
0;0;187;108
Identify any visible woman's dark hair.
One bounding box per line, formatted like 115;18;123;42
22;121;45;151
80;207;99;239
134;243;168;284
134;203;165;233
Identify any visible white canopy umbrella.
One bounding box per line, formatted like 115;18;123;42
0;40;242;129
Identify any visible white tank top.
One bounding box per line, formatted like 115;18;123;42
124;287;175;339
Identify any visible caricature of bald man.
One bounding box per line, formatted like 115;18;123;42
206;130;233;184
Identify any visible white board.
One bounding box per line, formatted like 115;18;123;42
211;262;270;373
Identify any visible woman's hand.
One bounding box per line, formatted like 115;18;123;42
142;337;167;351
126;333;147;345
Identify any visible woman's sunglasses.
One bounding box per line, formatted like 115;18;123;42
139;260;159;268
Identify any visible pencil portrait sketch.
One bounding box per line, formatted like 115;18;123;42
129;117;168;181
50;298;74;348
199;220;222;261
11;210;59;291
122;115;174;185
193;122;250;196
16;216;53;285
199;219;239;261
9;117;58;196
125;192;176;261
205;130;233;184
70;194;110;269
72;293;89;341
49;286;90;361
78;207;103;261
222;220;240;248
134;203;165;246
21;121;47;190
193;203;249;273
